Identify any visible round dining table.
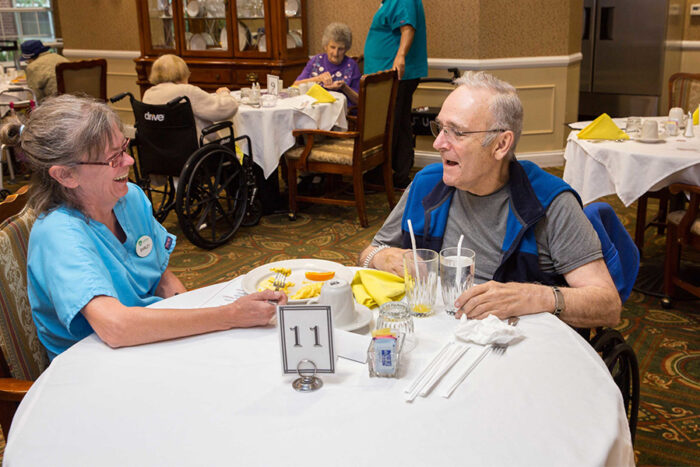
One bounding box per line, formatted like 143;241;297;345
4;275;634;467
231;91;348;179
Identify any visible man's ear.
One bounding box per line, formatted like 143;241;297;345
492;131;515;161
48;165;80;189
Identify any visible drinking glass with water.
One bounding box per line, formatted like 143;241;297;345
439;247;475;315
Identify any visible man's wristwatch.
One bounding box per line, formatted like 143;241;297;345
551;286;565;317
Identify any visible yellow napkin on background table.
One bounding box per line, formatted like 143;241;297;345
693;106;698;126
577;113;629;140
306;84;336;103
351;270;404;309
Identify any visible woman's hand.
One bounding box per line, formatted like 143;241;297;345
323;80;344;91
315;72;333;86
228;290;288;327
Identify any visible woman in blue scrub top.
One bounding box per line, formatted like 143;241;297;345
5;95;287;360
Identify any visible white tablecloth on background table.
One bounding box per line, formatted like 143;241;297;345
563;123;700;206
4;277;633;467
232;91;348;178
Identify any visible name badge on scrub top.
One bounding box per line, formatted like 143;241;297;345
135;235;153;257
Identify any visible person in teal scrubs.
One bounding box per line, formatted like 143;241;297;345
364;0;427;188
7;94;286;360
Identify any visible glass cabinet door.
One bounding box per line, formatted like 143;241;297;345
181;0;231;55
234;0;271;56
284;0;303;52
146;0;176;51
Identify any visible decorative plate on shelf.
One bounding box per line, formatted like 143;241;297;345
286;32;296;48
257;33;267;52
189;33;207;50
220;28;228;49
284;0;299;16
238;21;250;51
185;0;200;17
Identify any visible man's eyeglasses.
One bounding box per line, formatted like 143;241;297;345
77;138;130;168
430;121;507;141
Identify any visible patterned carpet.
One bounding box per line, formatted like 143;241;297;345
1;166;698;465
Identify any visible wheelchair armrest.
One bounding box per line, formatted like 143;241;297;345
200;121;234;146
291;129;359;139
166;95;191;107
109;92;132;104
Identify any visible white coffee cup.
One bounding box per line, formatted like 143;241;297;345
669;107;684;124
307;279;354;327
641;120;659;140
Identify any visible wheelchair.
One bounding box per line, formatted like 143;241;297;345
110;92;262;250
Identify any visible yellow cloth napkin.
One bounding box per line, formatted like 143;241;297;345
693;106;698;126
351;270;405;309
306;84;336;103
577;113;629;140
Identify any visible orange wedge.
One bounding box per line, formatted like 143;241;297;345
305;271;335;281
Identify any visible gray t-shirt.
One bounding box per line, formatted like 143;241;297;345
372;182;602;283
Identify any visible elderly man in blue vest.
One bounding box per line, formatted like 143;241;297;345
359;71;621;328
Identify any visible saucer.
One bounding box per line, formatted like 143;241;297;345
336;303;372;332
635;136;666;144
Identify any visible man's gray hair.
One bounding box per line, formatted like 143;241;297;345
16;94;123;215
321;22;352;50
454;71;523;157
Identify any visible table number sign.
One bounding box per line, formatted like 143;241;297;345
278;305;335;391
267;74;281;96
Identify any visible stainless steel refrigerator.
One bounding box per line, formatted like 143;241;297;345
579;0;685;118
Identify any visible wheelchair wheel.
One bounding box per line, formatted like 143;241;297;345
140;176;176;223
241;197;263;227
175;144;247;249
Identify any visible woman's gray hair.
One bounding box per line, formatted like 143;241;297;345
149;54;191;85
9;94;123;215
454;71;523;157
321;22;352;50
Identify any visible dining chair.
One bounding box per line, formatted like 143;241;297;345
284;69;398;228
662;184;700;306
0;144;16;197
56;58;108;101
634;73;700;255
0;205;48;439
0;184;29;221
583;202;640;444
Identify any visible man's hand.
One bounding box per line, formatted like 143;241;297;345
372;247;409;276
454;281;552;320
227;290;288;327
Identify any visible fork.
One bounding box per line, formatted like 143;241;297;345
492;316;520;355
272;271;288;291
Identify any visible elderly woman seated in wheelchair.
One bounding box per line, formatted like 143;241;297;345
143;54;238;140
1;94;286;360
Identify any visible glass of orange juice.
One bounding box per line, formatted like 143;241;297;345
403;249;438;317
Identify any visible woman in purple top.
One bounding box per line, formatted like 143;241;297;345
294;23;361;104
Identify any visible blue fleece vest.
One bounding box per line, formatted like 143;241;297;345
400;160;582;285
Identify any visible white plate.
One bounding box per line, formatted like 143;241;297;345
285;0;299;16
258;33;267;52
242;259;353;303
186;0;200;17
238;21;249;51
635;136;667;144
337;304;372;332
286;32;296;48
220;29;228;49
189;33;207;50
201;32;215;46
290;29;303;47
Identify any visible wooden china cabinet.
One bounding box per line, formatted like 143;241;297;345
134;0;308;95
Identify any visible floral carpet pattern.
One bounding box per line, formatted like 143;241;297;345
1;167;698;465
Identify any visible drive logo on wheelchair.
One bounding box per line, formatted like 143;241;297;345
144;112;165;122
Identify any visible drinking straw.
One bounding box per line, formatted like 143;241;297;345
455;234;465;291
407;219;421;283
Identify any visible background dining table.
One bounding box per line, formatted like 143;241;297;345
4;271;634;466
563;117;700;206
231;90;348;179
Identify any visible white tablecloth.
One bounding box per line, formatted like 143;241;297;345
563;122;700;206
5;277;633;467
233;91;348;178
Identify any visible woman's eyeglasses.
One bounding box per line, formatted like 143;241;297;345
77;138;130;168
429;121;507;141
